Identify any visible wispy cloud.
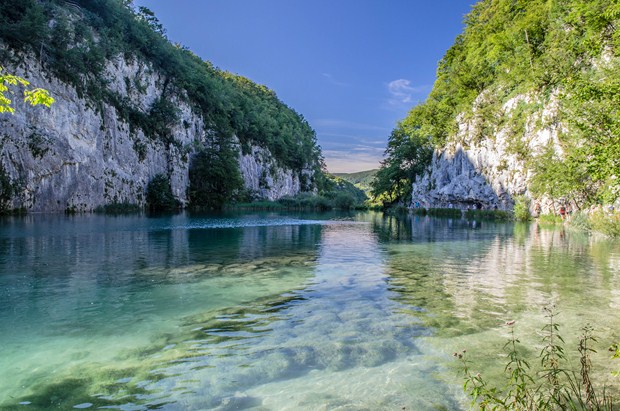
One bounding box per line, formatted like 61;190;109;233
311;118;389;173
320;141;385;153
386;79;430;106
313;119;390;132
322;73;349;87
322;148;384;173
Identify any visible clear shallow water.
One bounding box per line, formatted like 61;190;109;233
0;212;619;410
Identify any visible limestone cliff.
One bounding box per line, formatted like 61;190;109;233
411;93;562;213
0;52;313;213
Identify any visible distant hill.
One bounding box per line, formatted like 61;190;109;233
333;169;378;194
324;174;368;204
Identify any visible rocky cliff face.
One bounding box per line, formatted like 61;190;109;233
411;93;562;213
239;145;311;201
0;51;310;212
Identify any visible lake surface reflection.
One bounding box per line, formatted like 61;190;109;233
0;212;618;410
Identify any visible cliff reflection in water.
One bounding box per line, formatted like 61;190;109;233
380;214;620;343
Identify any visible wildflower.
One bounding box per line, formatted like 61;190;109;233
506;320;516;326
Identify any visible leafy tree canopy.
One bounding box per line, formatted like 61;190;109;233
188;139;244;209
145;174;180;212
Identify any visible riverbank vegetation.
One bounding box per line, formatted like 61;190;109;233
534;209;620;238
93;202;141;214
567;209;620;238
407;206;512;221
589;210;620;238
119;170;370;213
464;209;513;221
458;307;619;410
227;174;369;211
371;0;620;214
398;204;620;238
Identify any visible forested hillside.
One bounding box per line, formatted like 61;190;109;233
373;0;620;209
0;0;323;211
334;169;377;195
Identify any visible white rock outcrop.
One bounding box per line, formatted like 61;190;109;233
411;93;563;213
239;145;312;201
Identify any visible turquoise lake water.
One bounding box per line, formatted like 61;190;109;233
0;211;619;410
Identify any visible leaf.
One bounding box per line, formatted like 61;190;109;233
1;67;53;114
24;88;55;108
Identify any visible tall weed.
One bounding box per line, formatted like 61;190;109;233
457;307;617;410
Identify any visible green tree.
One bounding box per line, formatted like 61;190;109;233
529;144;592;206
0;164;16;213
146;174;180;212
0;66;54;114
188;140;244;209
137;6;166;37
371;123;433;206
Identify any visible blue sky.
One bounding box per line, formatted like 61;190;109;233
133;0;474;173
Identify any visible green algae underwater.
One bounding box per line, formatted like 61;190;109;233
1;212;619;410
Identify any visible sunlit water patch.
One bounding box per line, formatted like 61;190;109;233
1;212;619;410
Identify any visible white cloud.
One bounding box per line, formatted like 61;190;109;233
321;73;349;87
386;79;430;106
